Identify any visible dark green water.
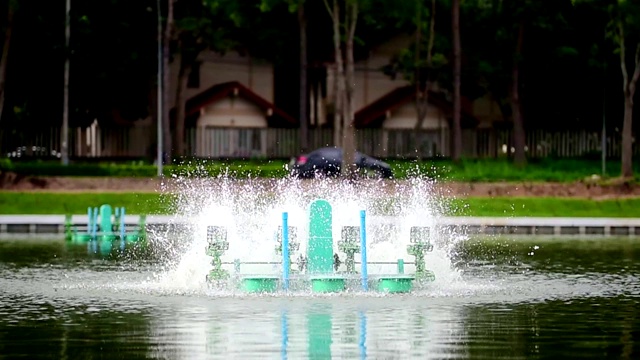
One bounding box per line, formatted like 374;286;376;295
0;237;638;359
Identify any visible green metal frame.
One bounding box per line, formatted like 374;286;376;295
64;205;147;243
206;226;230;281
275;226;300;273
337;226;360;273
407;226;436;281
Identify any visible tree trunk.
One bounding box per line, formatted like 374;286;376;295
618;22;639;179
342;1;358;179
332;65;342;147
0;3;14;123
61;0;70;165
162;0;174;165
413;0;436;157
174;53;190;158
622;95;634;177
298;3;309;153
328;0;345;149
451;0;462;162
511;20;526;166
148;81;159;160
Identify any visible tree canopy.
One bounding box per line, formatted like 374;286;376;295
0;0;637;163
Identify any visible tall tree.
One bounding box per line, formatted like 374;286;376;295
510;18;526;166
380;0;447;157
298;1;309;152
451;0;462;161
613;2;640;178
324;0;359;179
461;0;566;165
162;0;174;164
573;0;640;178
414;0;437;157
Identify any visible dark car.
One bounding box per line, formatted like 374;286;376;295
289;147;393;179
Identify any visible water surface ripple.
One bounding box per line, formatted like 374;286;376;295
1;237;639;359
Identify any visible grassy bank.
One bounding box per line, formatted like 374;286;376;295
2;158;639;183
1;192;640;217
0;193;176;215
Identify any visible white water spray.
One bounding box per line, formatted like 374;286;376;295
152;171;467;294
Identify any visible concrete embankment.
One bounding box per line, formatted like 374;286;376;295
1;215;639;238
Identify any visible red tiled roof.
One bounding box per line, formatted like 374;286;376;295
354;85;478;128
181;81;297;127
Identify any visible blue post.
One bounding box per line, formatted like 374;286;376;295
92;207;98;252
92;207;99;239
281;311;288;360
115;207;121;238
87;207;92;237
120;207;126;240
359;311;367;360
360;210;368;291
282;212;290;291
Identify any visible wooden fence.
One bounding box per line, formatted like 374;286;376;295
0;125;636;160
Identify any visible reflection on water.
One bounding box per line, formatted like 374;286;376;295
0;237;639;359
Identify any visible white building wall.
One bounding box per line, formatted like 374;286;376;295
382;101;447;130
197;97;268;129
168;50;274;108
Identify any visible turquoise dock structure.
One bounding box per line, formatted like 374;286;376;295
205;198;436;294
64;204;147;243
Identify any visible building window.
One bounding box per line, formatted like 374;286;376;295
188;62;201;88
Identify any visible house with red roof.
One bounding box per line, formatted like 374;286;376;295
310;34;505;157
125;50;297;158
180;80;296;157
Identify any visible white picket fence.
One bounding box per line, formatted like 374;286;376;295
0;125;635;159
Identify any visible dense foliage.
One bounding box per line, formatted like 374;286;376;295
0;0;638;174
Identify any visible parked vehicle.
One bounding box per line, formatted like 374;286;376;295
289;147;393;179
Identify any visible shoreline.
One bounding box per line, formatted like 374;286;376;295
1;214;639;238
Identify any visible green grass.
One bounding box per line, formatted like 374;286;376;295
1;192;639;217
0;192;176;215
0;159;288;178
447;197;640;217
1;157;638;182
389;158;640;182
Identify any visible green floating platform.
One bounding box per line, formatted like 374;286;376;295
310;276;346;293
377;276;415;293
125;234;142;242
240;276;279;293
74;234;94;242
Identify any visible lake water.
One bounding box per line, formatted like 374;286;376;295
0;237;638;359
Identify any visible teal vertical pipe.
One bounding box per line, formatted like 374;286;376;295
360;210;368;291
282;212;290;291
115;207;121;243
87;207;92;236
120;207;126;240
92;207;99;239
397;259;405;274
359;311;367;359
281;311;288;360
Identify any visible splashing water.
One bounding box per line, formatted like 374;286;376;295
151;172;468;294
